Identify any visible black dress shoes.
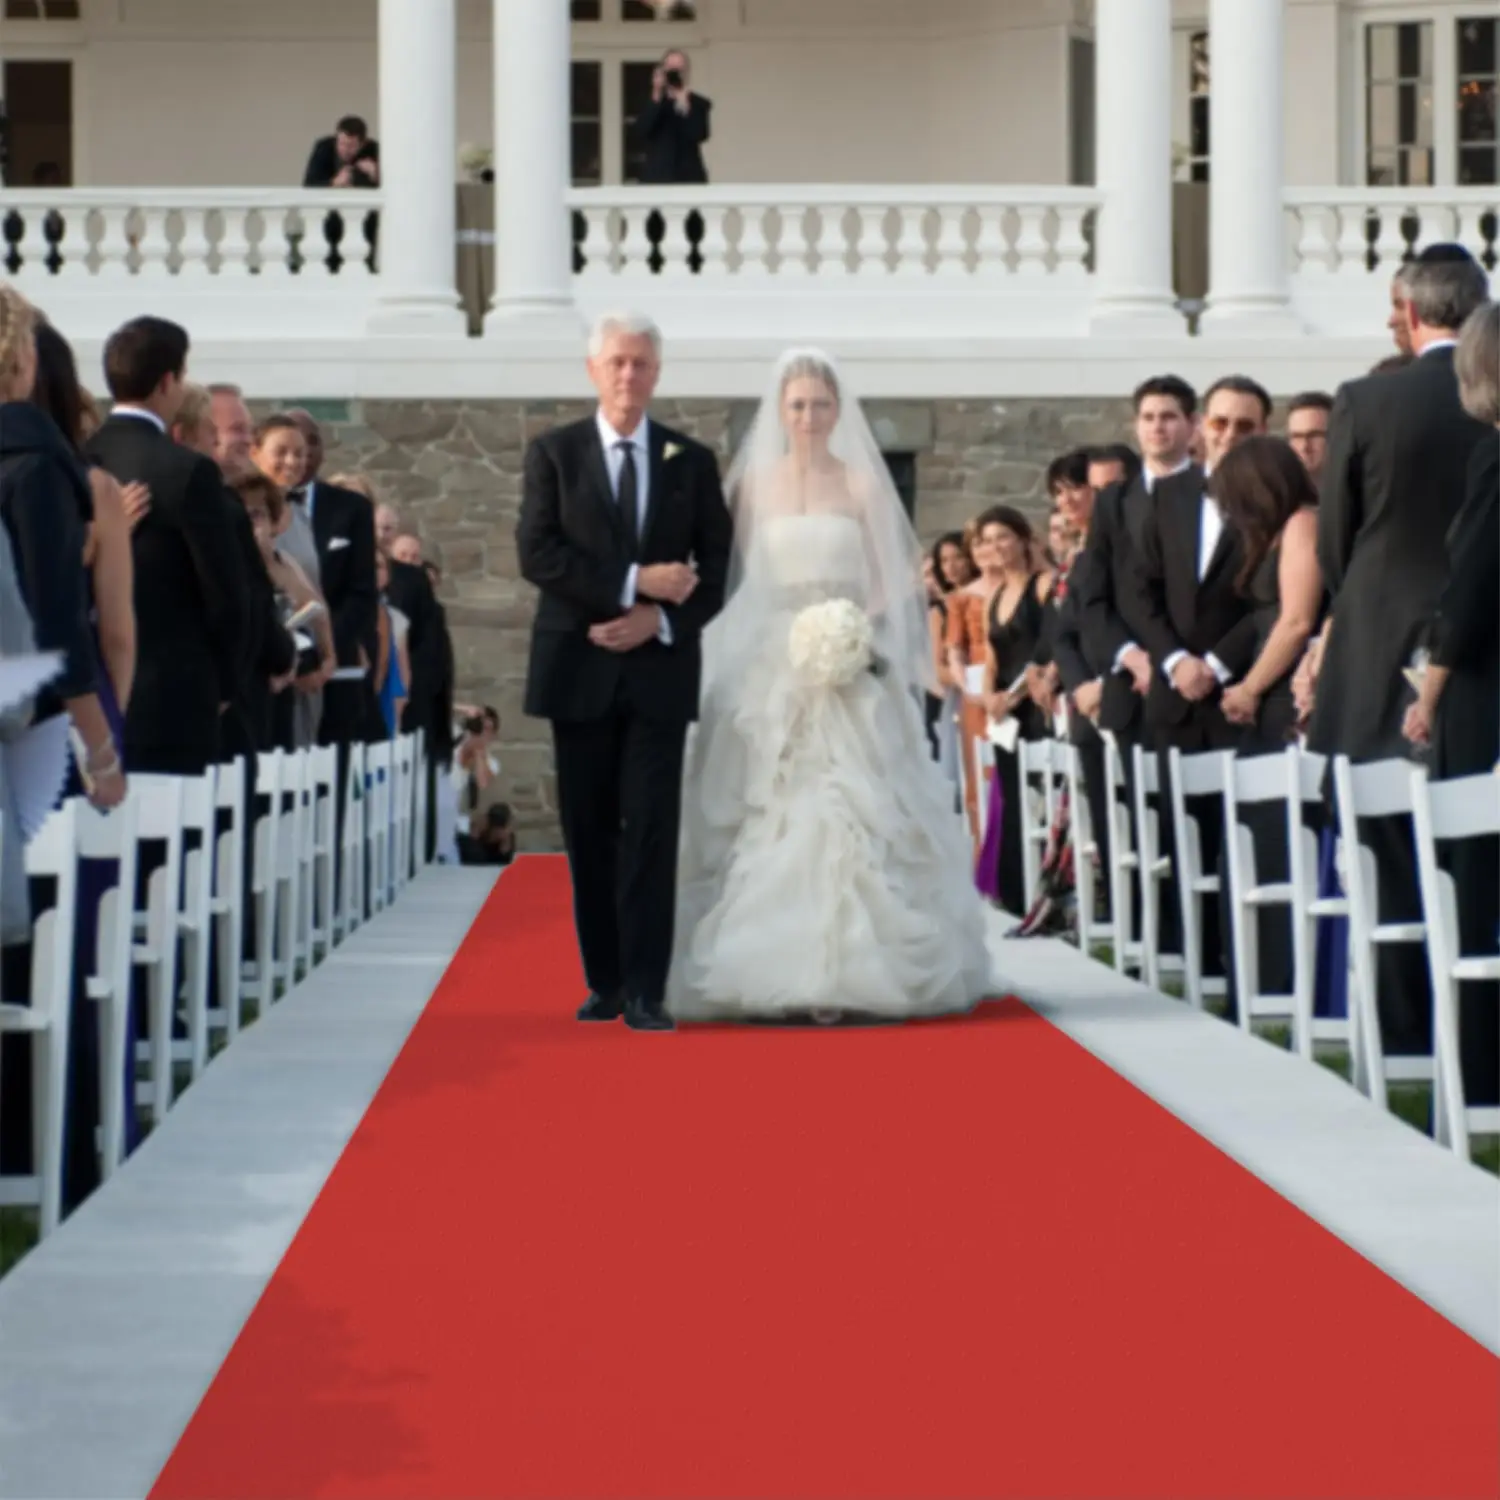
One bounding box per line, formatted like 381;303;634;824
624;996;674;1032
576;990;624;1022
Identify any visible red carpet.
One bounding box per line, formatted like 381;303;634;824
152;856;1499;1499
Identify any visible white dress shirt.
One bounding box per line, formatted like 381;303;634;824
108;404;167;435
595;409;670;645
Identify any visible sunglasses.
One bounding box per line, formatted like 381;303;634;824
1206;415;1260;436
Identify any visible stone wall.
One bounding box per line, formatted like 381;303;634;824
264;396;1138;847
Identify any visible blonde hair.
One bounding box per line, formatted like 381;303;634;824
174;382;213;440
0;285;38;401
1456;301;1499;427
778;351;841;402
327;471;378;502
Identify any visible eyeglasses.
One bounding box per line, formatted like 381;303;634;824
1205;416;1260;436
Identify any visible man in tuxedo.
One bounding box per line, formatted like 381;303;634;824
517;313;733;1032
1308;246;1491;1060
284;410;379;750
1124;375;1268;1011
1075;377;1198;947
302;114;379;269
633;50;711;186
86;317;248;775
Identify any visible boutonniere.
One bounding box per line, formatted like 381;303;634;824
663;442;684;462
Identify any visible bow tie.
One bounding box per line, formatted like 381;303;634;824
287;487;308;505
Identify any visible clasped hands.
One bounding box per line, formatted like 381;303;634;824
588;562;696;653
1170;654;1220;704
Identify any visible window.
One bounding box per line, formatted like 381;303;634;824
1365;21;1434;185
3;0;81;15
573;1;697;17
1457;17;1498;185
571;62;602;186
621;61;657;183
1187;31;1210;183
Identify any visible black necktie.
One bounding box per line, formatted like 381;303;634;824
287;486;308;506
615;441;641;555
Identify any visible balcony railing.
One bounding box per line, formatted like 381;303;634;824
1284;187;1498;335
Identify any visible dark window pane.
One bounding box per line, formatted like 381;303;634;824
4;0;43;16
571;122;602;186
1397;22;1426;79
1189;96;1209;157
1458;19;1495;76
1189;160;1210;184
1459;78;1496;142
1398;81;1418;141
571;0;602;19
44;0;80;13
1459;145;1498;185
571;60;601;117
623;60;656;117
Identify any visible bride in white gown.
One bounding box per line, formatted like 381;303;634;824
666;350;993;1023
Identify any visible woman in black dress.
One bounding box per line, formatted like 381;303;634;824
1214;438;1324;998
1403;300;1499;1112
975;507;1053;915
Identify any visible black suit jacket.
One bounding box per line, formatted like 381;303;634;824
1308;345;1492;762
1076;473;1169;738
1034;560;1101;748
222;494;295;757
1124;468;1257;749
306;480;379;669
631;95;711;185
517;417;732;724
385;558;448;744
1431;438;1500;780
85;414;249;773
302;136;380;188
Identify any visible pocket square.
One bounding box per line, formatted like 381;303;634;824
327;536;351;551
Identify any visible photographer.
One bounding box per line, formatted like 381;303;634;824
632;50;711;186
454;706;514;867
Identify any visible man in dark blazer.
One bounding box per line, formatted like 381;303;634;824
85;317;249;775
1123;375;1269;1012
517;314;733;1032
301;115;379;268
284;410;379;750
1076;377;1199;949
632;51;711;186
1308;245;1491;1062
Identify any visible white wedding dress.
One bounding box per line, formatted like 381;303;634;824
666;510;994;1021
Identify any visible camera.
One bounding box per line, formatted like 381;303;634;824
462;713;485;736
663;67;684;89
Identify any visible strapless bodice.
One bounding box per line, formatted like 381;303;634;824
755;512;866;594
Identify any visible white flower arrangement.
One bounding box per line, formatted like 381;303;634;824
458;142;492;179
787;598;873;689
663;441;684;461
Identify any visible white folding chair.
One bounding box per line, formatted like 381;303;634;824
1409;765;1500;1159
172;769;217;1081
1331;755;1432;1107
364;740;393;914
210;757;248;1045
1017;736;1066;915
307;744;339;963
1129;742;1184;993
74;796;140;1182
1166;747;1231;1012
1097;731;1142;977
128;776;186;1127
242;749;284;1018
1221;747;1325;1058
275;749;309;994
338;740;367;938
0;800;79;1238
1063;742;1109;957
393;733;415;896
413;729;430;872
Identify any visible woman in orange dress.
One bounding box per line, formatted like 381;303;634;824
945;510;1008;853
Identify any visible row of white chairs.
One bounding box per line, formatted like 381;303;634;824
0;731;433;1238
976;727;1499;1162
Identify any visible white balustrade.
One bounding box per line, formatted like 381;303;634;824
0;189;384;339
1284;188;1498;335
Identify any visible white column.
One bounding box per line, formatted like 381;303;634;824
1090;0;1181;333
1200;0;1299;333
484;0;579;338
367;0;465;335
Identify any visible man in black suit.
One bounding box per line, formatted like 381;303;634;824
284;410;379;751
1124;375;1268;1011
1075;377;1198;949
302;115;379;269
632;51;711;186
1308;246;1491;1061
517;313;733;1032
85;318;249;775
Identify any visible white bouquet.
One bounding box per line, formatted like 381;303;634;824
458;142;492;179
787;598;873;688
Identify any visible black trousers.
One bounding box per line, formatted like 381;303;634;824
552;705;688;1006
